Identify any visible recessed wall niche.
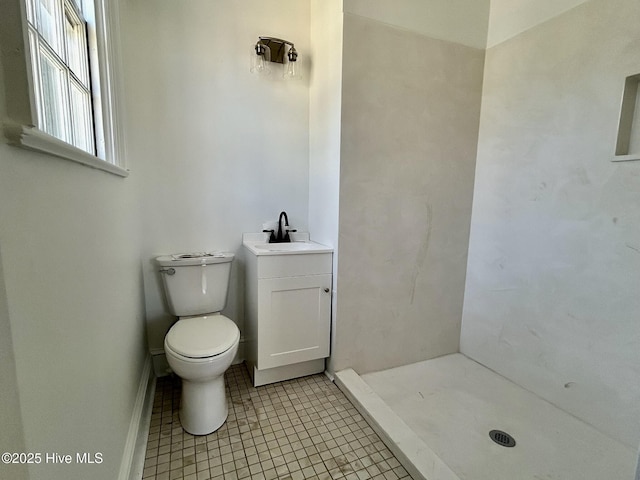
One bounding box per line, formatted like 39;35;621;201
613;73;640;162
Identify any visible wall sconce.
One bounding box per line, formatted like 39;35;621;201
251;36;299;79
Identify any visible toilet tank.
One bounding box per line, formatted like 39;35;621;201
156;252;234;317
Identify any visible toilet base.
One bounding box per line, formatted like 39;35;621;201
179;375;228;435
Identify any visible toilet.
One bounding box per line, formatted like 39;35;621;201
156;252;240;435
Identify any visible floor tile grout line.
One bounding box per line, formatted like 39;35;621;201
143;364;413;480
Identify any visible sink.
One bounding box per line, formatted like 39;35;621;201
243;231;333;386
254;243;321;252
243;233;332;256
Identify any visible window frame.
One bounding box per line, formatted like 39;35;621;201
0;0;128;177
27;0;96;155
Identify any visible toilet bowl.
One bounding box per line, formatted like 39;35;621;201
157;252;239;435
164;314;240;435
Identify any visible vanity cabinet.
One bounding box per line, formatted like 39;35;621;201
243;239;332;387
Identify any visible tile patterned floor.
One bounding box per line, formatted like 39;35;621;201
143;364;413;480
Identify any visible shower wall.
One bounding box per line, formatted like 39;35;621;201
332;3;488;374
462;0;640;448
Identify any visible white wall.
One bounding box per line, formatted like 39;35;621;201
0;45;148;480
332;2;487;374
0;36;28;480
119;0;312;372
309;0;343;373
0;248;27;480
462;0;640;448
487;0;590;47
309;0;342;249
344;0;489;49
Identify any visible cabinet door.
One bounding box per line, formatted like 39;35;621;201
258;274;331;370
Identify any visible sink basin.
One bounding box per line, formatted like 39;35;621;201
254;243;322;252
243;235;333;256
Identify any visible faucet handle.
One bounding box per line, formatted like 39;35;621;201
284;228;296;243
262;229;277;243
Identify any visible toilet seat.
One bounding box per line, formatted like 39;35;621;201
165;315;239;359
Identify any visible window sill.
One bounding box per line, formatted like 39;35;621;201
3;123;129;177
611;154;640;163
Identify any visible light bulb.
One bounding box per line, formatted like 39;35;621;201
283;59;297;79
250;44;271;75
283;46;299;79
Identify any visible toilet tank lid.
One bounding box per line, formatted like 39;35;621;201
165;315;240;358
156;252;234;267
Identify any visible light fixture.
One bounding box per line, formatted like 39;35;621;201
250;41;271;75
251;36;299;79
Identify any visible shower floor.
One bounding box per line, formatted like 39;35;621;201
335;353;636;480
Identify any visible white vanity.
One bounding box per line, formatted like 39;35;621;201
243;233;333;386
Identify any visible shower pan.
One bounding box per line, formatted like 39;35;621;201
336;354;637;480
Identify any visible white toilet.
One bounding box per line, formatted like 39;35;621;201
156;252;240;435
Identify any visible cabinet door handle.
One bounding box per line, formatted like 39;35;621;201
323;288;330;293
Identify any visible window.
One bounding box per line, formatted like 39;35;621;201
0;0;127;176
26;0;96;154
613;73;640;162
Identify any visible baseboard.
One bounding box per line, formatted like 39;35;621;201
117;354;156;480
151;348;171;377
250;358;325;387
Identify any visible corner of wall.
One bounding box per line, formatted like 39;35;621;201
0;245;29;480
117;354;155;480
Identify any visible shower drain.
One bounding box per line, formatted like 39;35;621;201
489;430;516;447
